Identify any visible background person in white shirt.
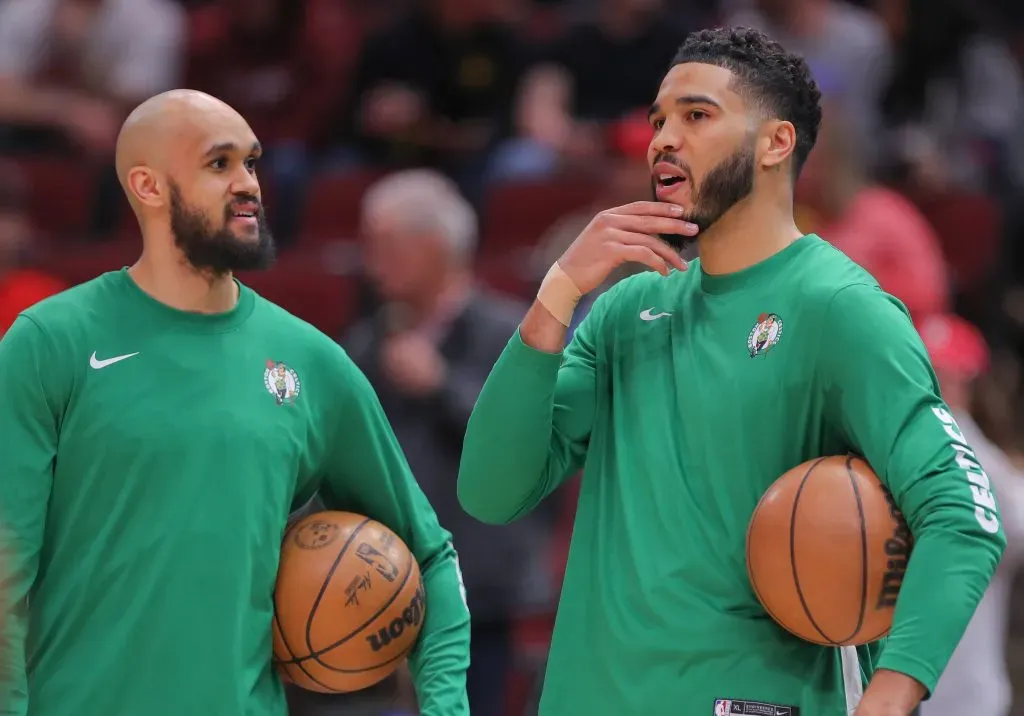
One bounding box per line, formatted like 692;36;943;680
918;313;1024;716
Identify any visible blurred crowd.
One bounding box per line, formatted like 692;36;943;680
3;0;1024;713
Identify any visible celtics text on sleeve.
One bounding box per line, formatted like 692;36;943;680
817;282;1005;694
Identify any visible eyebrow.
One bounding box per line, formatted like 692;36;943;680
202;141;262;158
647;94;723;118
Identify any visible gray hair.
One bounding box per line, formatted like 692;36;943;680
361;169;478;259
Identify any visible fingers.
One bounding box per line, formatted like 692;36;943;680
609;229;688;272
603;212;699;242
611;201;691;218
611;243;673;276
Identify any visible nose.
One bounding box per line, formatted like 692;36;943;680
231;165;261;198
650;123;682;158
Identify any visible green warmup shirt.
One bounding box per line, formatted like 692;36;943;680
0;269;471;716
458;234;1005;716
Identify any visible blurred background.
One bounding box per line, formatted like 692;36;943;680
2;0;1024;713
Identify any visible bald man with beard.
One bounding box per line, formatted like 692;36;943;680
0;90;471;716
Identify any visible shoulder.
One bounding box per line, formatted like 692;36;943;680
111;0;184;26
0;0;52;29
18;272;120;337
828;1;889;50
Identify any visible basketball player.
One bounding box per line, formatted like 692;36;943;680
458;28;1004;716
0;90;470;716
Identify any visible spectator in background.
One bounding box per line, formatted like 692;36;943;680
0;0;186;238
917;313;1024;716
0;0;185;157
725;0;891;167
0;162;66;335
338;0;530;203
873;0;1024;195
342;170;542;716
506;0;691;181
186;0;362;245
796;107;950;320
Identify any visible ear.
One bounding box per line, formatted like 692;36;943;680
758;120;797;172
127;167;164;208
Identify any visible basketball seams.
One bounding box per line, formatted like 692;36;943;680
280;541;417;665
304;517;373;657
790;457;840;646
840;455;870;645
273;511;426;692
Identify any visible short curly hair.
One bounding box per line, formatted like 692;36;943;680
670;27;822;176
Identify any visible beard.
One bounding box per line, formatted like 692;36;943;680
653;136;756;249
168;181;276;275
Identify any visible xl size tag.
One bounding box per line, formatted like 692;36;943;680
713;698;800;716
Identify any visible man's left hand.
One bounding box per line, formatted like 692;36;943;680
854;670;926;716
381;332;447;396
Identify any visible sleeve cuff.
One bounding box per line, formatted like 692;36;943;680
505;328;565;370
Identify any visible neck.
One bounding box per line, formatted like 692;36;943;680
129;243;239;314
696;191;804;275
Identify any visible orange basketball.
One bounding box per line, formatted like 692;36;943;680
746;455;913;646
273;511;425;693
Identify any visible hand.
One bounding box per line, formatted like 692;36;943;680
557;201;698;295
854;670;926;716
64;98;120;156
381;332;446;396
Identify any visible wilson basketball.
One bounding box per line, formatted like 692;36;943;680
746;455;912;646
273;511;425;693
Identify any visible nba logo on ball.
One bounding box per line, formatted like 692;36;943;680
264;360;301;405
714;700;733;715
747;312;783;358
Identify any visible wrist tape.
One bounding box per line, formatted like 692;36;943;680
537;262;582;327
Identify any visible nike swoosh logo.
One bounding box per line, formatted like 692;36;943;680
639;308;671;321
90;351;140;369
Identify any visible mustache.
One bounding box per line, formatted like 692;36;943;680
652;152;692;180
225;195;265;216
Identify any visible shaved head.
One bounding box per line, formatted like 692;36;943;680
116;89;274;275
115;90;240;194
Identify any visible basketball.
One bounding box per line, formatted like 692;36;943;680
273;511;426;693
746;455;913;646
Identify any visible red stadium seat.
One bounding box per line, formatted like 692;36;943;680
238;249;359;337
482;180;601;252
914;190;1001;292
301;169;385;244
16;158;95;237
42;239;138;286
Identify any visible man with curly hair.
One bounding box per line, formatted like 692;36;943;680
458;27;1003;716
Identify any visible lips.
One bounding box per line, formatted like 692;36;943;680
230;201;259;219
653;160;687;189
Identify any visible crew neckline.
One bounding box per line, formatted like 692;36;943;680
117;267;256;332
699;234;819;295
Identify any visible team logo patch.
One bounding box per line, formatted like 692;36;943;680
264;359;301;405
714;698;799;715
747;312;783;358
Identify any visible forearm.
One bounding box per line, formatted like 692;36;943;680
876;523;1003;693
407;543;470;716
457;322;566;524
0;79;73;128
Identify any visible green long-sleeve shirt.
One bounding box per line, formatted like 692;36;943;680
0;269;470;716
459;235;1005;715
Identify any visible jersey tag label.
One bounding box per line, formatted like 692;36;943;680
713;698;800;716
